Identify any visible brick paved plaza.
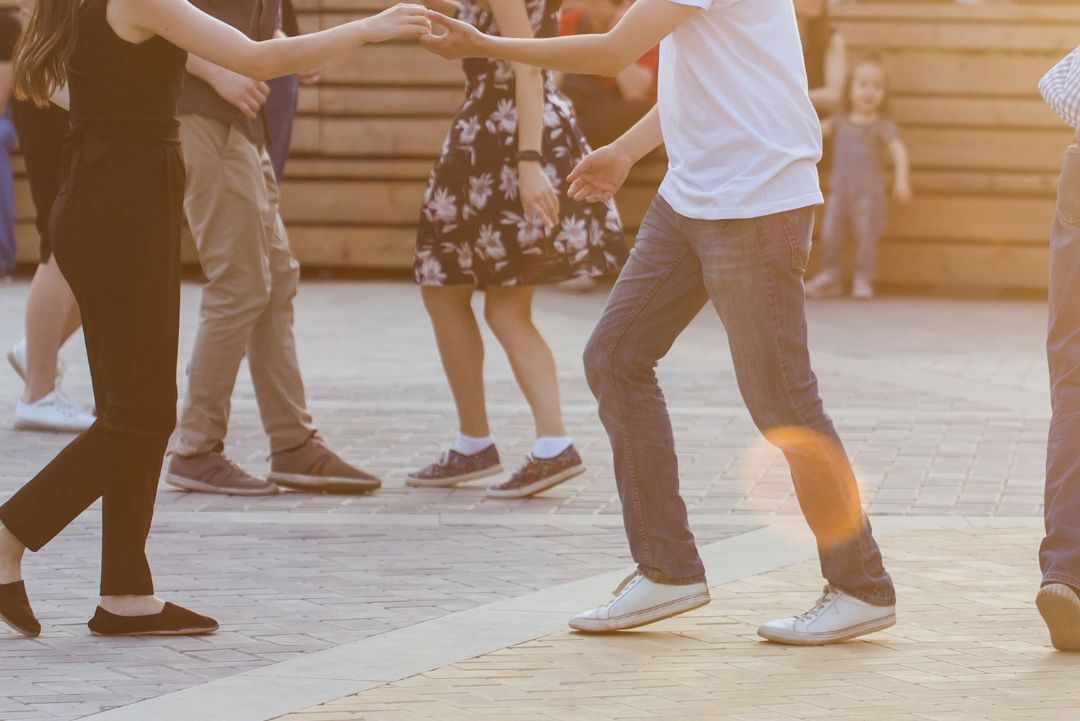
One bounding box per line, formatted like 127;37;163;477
0;278;1070;721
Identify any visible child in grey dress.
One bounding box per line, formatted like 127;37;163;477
806;55;912;300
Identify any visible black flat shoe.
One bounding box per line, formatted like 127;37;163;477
0;581;41;638
88;602;218;637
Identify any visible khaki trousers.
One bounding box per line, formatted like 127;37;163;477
174;114;315;457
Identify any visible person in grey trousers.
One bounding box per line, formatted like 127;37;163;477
1038;42;1080;652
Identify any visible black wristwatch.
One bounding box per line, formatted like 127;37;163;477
516;150;544;164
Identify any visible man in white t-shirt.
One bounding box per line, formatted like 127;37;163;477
423;0;897;644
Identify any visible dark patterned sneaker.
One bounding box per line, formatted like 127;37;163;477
88;603;219;637
487;446;585;499
0;581;41;638
268;436;382;494
406;445;502;488
165;452;279;496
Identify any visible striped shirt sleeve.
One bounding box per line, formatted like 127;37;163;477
1041;44;1080;131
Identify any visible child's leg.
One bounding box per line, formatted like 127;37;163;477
852;192;888;287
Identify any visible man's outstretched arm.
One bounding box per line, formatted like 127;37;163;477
568;105;664;203
422;0;699;77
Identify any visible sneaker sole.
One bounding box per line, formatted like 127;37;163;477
90;624;219;637
757;613;896;646
486;463;586;499
1037;584;1080;652
164;474;281;497
268;473;381;495
405;464;503;488
0;609;39;638
7;350;25;383
569;591;711;633
13;419;91;434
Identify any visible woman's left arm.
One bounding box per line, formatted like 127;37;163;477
487;0;559;228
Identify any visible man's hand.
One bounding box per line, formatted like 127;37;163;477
420;11;486;60
567;144;633;204
208;66;270;120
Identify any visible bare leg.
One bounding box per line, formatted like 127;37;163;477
99;594;165;615
0;523;25;584
484;286;567;439
422;285;490;438
22;256;81;403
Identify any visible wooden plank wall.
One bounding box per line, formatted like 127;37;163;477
9;0;1080;289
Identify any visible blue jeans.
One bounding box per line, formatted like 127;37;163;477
1043;136;1080;589
0;111;16;274
583;195;895;606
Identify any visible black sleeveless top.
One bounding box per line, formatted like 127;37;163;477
67;0;187;142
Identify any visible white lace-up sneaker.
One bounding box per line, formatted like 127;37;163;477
569;572;710;633
757;585;895;646
15;390;96;433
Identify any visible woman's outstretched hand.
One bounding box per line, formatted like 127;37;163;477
567;145;633;204
365;3;433;42
420;11;486;59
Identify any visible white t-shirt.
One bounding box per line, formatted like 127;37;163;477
656;0;824;220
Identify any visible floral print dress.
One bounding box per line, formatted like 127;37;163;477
414;0;628;288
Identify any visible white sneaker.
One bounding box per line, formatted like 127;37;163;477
757;585;895;646
15;390;96;433
569;572;710;633
852;279;875;301
7;339;65;384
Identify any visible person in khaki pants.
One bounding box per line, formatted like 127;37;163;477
165;0;380;496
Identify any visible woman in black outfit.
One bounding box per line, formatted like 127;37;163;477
1;0;430;639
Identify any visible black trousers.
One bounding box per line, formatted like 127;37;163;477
11;100;70;260
0;131;184;596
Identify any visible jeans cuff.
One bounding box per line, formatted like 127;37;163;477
831;582;896;608
1043;572;1080;590
638;564;707;586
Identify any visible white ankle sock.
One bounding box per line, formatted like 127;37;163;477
532;436;572;459
454;433;494;456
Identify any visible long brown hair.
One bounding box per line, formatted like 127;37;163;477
13;0;80;107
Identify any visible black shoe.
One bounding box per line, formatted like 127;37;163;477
88;602;219;637
0;581;41;638
406;445;502;488
487;446;585;499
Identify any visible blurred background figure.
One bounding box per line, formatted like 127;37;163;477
806;54;912;301
558;0;658;149
7;0;94;433
0;8;18;280
794;0;847;118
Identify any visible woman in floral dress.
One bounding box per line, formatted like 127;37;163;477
408;0;627;499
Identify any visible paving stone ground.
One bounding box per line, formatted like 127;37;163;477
0;279;1060;720
280;527;1078;721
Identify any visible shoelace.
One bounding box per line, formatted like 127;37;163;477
591;571;644;614
795;584;841;622
210;454;252;481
